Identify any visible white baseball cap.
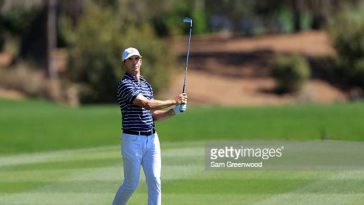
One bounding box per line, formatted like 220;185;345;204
121;47;142;62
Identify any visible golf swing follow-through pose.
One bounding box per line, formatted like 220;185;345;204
113;17;192;205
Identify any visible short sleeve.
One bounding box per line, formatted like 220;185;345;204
117;81;141;104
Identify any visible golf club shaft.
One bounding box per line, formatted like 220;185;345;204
180;17;192;112
182;25;192;93
180;19;192;112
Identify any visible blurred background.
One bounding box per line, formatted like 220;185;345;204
1;1;364;204
0;0;363;106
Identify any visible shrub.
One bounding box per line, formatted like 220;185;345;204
272;54;310;94
327;2;364;90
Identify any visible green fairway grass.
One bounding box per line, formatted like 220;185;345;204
0;141;363;205
1;99;364;154
1;99;364;204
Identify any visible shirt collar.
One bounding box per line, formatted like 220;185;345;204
124;72;145;82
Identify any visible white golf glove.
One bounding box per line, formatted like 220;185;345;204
173;103;187;115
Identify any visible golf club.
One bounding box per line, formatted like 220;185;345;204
181;17;192;112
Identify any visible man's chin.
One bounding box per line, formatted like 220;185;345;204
129;69;139;75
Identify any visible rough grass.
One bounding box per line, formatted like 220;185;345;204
1;99;364;155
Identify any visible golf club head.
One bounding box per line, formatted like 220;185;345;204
183;17;192;27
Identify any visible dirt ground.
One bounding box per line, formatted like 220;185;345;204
165;31;346;106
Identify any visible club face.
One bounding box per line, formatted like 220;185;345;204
183;17;192;26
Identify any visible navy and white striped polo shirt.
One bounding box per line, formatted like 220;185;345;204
117;73;154;132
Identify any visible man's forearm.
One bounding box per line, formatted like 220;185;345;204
133;94;176;110
147;99;176;110
133;93;186;111
152;109;175;121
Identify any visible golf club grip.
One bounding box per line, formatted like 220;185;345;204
180;103;186;112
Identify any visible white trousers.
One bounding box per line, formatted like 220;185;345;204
113;133;161;205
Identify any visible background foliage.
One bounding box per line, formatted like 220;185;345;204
327;2;364;91
0;0;364;103
272;54;310;94
66;1;175;103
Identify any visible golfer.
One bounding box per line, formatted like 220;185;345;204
113;47;187;205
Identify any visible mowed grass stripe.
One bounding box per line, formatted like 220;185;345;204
161;193;270;205
253;193;364;205
163;179;314;194
0;144;205;196
0;145;120;167
0;181;120;194
12;178;364;194
0;152;202;171
252;170;364;205
2;192;360;205
0;193;113;205
0;157;121;171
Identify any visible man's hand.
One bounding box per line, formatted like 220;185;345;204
173;104;186;114
173;93;188;115
174;93;188;104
